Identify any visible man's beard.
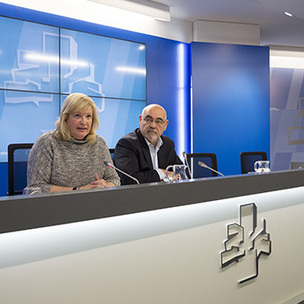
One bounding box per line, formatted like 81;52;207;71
146;129;158;144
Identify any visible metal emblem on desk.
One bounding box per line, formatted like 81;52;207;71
220;203;272;284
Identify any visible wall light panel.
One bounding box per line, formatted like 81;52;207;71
270;49;304;69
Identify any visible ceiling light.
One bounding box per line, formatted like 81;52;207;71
87;0;170;22
284;11;293;17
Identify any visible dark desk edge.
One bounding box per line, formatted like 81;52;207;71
0;170;303;234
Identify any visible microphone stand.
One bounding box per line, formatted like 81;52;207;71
198;161;224;177
104;161;140;184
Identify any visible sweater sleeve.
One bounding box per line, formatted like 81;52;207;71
27;134;54;193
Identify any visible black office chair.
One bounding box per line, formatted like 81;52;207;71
240;151;267;174
8;143;33;196
186;153;218;178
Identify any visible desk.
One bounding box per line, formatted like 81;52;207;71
0;171;304;303
1;169;304;233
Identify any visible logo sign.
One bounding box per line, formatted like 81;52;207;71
220;203;272;283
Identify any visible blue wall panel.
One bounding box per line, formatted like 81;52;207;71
0;2;16;17
0;163;8;196
191;42;270;175
147;38;190;154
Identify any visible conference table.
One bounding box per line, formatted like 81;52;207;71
0;170;303;303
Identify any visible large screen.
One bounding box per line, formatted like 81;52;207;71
0;16;146;162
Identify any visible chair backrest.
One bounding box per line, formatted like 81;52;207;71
186;153;218;178
8;143;33;196
240;151;267;174
109;148;115;159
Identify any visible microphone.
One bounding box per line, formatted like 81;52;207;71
104;161;140;184
198;161;224;177
182;151;193;179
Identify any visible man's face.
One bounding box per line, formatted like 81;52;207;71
139;106;168;146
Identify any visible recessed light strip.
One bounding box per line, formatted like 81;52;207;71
87;0;170;22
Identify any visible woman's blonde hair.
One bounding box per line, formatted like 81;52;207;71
55;93;99;143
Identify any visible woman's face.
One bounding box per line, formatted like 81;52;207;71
67;107;93;140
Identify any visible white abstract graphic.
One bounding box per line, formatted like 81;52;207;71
4;31;105;113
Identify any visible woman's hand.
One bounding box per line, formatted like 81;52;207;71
50;174;115;192
79;174;115;190
90;174;107;188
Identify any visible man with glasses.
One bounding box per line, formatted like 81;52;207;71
113;104;182;184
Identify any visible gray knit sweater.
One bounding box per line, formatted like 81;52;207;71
27;131;120;193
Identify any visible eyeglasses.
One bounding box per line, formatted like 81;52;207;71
143;116;166;126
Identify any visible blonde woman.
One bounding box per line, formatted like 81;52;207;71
27;93;120;193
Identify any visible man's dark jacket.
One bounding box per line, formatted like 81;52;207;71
113;128;182;185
